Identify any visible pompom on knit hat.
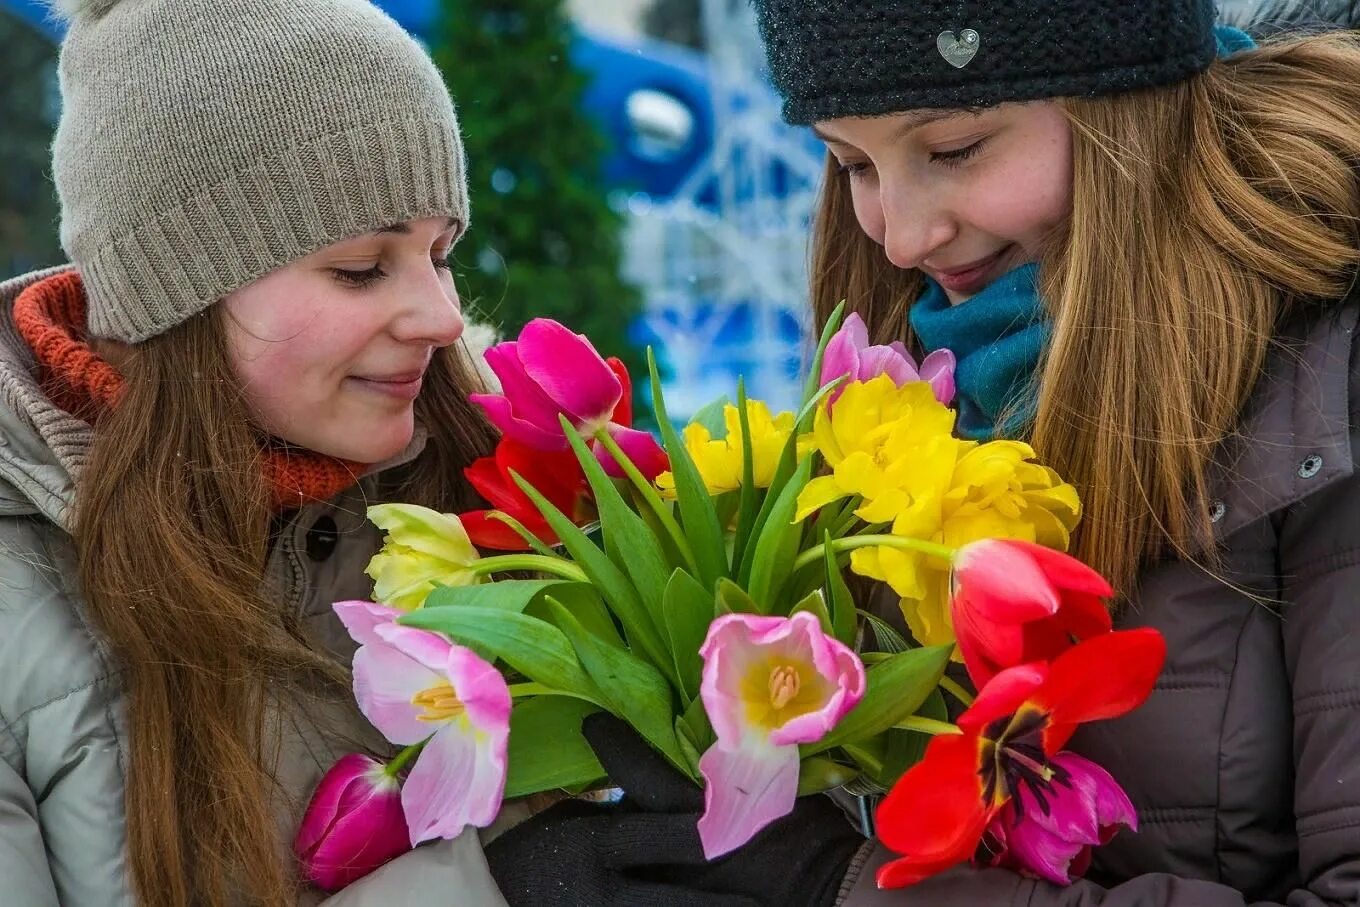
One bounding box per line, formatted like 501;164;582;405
752;0;1220;124
45;0;468;342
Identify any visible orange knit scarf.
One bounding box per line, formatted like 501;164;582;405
13;270;366;511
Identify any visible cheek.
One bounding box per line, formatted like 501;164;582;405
968;130;1073;243
849;181;887;246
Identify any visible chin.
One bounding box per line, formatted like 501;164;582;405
317;415;416;465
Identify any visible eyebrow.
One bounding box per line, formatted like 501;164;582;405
812;109;979;145
374;217;460;235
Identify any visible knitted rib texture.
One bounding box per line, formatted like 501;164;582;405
753;0;1219;123
50;0;468;341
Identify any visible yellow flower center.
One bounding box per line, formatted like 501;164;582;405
412;682;465;722
768;665;801;710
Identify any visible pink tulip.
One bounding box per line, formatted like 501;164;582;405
469;319;667;479
696;612;866;858
950;539;1114;689
982;752;1137;884
294;753;412;891
820;312;955;407
334;601;511;844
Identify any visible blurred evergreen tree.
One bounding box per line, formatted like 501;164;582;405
0;11;62;276
430;0;647;386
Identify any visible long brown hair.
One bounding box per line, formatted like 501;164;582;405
810;32;1360;597
73;307;497;906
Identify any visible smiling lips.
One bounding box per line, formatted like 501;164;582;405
351;369;426;401
927;245;1013;296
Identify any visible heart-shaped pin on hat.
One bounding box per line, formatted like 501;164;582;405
751;0;1219;125
937;29;981;69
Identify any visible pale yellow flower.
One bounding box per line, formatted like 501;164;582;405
364;503;483;611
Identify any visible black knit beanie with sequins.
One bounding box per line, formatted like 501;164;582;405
753;0;1219;124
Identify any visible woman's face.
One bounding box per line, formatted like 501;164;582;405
222;216;464;464
815;101;1074;304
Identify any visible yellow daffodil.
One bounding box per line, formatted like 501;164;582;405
656;400;798;496
364;503;483;611
796;376;962;524
850;440;1081;650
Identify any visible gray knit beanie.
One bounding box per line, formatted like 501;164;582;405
47;0;468;342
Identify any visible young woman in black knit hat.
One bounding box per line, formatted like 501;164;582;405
485;2;1360;906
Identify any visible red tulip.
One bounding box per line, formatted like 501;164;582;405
875;629;1165;889
462;436;593;550
950;539;1114;689
294;753;411;892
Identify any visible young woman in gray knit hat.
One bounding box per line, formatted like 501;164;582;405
0;0;529;904
483;2;1360;907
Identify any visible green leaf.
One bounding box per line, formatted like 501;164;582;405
715;577;759;615
804;645;952;756
399;606;602;704
679;692;717;754
824;533;858;647
791;589;834;636
511;471;671;679
745;457;814;610
799;300;848;408
484;511;561;559
648;349;730;587
560;421;673;633
729;378;762;574
674;715;703;774
504;696;605;798
424;579;569;612
526;582;623;648
543;596;695;780
874;690;946;787
662;569;715;703
858;609;912;655
689;394;732;439
796;755;860;796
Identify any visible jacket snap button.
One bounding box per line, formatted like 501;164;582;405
305;515;340;562
1299;455;1324;479
1209;500;1226;523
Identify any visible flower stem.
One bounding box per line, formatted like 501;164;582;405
939;676;976;708
507;682;603;707
593;429;699;574
470;554;587;582
384;741;425;777
792;534;956;573
894;716;963;736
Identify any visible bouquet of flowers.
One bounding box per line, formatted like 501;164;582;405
294;308;1166;892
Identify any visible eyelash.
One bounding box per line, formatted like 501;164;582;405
836;138;988;181
331;256;453;287
930;139;987;167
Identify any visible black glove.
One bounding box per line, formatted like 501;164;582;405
485;713;865;907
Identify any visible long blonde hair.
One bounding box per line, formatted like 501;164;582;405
810;33;1360;596
74;307;497;907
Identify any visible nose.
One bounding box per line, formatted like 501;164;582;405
878;181;957;271
392;268;465;347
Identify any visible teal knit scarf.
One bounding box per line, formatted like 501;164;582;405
907;24;1255;442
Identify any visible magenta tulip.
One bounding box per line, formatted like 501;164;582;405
820;312;955;407
982;752;1137;884
470;319;667;479
294;753;411;892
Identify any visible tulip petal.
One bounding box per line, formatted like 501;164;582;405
1009;540;1114;598
919;348;957;405
401;719;507;844
958;662;1048;735
517;319;622;424
367;504;480;565
462;510;556;550
606;357;634;426
352;642;443;746
481;342;575;432
1035;630;1166;752
469;392;569;450
444;644;513;735
464;456;522;513
333;600;400;648
298;758;410;891
860;344;921;387
294;753;379;860
875;733;992;882
820;315;864;395
596;424;669;480
696;739;799;859
954;540;1063;625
